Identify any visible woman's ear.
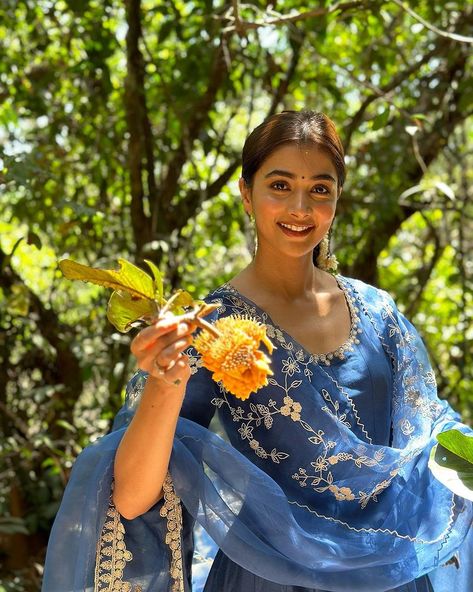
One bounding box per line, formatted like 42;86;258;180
239;177;253;217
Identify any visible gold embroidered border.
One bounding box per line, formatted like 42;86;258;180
159;472;185;592
95;503;142;592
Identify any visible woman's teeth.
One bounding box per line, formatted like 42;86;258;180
279;223;312;232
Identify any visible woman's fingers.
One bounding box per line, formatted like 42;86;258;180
129;315;197;392
141;335;193;371
131;317;193;356
149;353;191;383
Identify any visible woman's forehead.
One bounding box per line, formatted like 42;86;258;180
259;144;337;177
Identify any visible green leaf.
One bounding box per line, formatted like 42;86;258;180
144;258;165;302
436;429;473;464
55;419;77;433
6;283;30;316
372;107;391;131
107;290;158;332
27;230;42;249
165;289;195;315
434;181;455;201
158;19;174;44
59;258;155;300
429;442;473;502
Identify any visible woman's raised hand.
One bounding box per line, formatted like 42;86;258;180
130;315;194;389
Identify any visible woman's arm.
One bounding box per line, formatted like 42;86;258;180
112;315;194;520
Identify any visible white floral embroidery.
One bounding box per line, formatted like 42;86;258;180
212;390;289;463
280;396;302;421
320;388;351;428
291;416;389;507
209;283;438;511
282;357;301;376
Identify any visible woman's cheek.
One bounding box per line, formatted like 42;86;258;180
315;201;337;220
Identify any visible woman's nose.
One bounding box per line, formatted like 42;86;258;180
288;188;312;216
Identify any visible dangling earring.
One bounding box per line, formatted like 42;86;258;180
316;231;338;272
251;213;258;256
245;212;258;257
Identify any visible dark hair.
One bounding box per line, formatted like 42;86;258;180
241;110;345;188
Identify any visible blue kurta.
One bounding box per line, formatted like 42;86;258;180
196;279;433;591
41;276;473;592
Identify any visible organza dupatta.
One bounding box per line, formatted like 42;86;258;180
41;278;472;592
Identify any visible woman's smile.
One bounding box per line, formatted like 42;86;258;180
278;222;315;237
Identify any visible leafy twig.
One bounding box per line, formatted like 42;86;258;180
391;0;473;44
219;1;366;33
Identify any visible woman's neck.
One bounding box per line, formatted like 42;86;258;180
236;250;330;302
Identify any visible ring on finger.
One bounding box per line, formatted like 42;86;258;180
153;359;181;387
153;359;170;375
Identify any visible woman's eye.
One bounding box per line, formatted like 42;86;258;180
312;185;329;195
271;181;288;191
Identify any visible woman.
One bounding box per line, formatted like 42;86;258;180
42;111;472;592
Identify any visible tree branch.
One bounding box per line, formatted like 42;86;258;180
124;0;157;255
391;0;473;44
159;37;229;223
168;158;240;234
267;30;305;117
349;27;471;283
343;46;437;152
220;0;366;33
404;218;443;318
0;246;83;421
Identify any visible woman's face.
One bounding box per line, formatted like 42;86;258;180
240;144;340;261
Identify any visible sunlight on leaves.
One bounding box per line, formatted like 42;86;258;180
59;258;155;300
107;290;158;333
429;430;473;501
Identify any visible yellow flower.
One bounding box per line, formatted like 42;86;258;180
193;315;274;400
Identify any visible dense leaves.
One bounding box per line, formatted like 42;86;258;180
0;0;472;588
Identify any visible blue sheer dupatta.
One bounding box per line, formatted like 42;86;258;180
41;278;472;592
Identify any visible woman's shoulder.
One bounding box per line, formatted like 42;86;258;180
339;275;396;308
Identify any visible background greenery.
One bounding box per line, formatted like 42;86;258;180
0;0;472;588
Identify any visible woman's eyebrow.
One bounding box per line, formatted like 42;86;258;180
264;169;336;182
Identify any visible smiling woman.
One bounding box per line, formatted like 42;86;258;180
42;111;472;592
240;111;344;272
239;145;338;266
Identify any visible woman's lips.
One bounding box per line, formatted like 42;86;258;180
277;222;314;237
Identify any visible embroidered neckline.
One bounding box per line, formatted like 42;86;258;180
220;276;362;366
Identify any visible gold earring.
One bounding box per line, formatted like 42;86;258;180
251;214;258;256
316;233;338;272
244;212;258;256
